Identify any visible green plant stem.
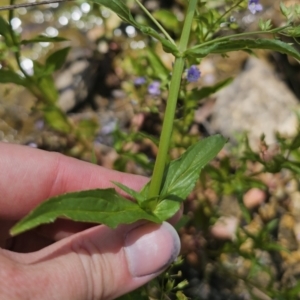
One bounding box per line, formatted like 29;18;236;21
8;0;29;78
134;0;175;46
8;0;41;99
148;0;198;199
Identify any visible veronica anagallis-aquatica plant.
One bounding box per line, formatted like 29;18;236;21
10;0;300;236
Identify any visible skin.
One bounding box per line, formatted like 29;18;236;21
0;143;181;300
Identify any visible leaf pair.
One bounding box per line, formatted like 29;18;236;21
10;135;226;236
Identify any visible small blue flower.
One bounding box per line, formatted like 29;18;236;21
187;65;201;82
134;76;146;86
248;0;263;14
148;81;161;96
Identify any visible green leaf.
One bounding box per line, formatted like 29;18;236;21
37;75;59;104
32;61;59;103
176;291;189;300
112;181;145;205
33;60;53;78
90;0;178;54
287;26;300;38
91;0;133;24
46;47;70;72
43;105;71;133
0;69;27;86
289;131;300;150
76;119;98;139
280;2;290;18
146;48;170;80
21;35;68;45
186;39;300;61
117;287;148;300
262;242;289;253
191;77;233;101
265;219;279;233
152;10;180;32
136;131;159;147
161;134;226;199
153;197;181;221
258;19;272;31
152;135;226;220
282;160;300;175
0;16;11;41
10;188;161;236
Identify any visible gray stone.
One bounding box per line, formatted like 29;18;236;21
210;57;299;149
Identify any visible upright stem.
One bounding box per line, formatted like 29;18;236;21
148;0;198;199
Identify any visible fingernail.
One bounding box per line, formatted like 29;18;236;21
124;222;180;278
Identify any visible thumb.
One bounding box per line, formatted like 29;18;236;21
3;222;180;300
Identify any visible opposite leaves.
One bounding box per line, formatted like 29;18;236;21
11;135;226;236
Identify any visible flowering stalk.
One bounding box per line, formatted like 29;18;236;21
148;0;198;199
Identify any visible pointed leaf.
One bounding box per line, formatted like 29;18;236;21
146;48;170;80
112;181;145;205
145;135;226;221
282;161;300;175
0;15;9;36
91;0;134;24
43;105;71;133
153;197;181;221
46;47;70;71
10;188;161;236
289;131;300;150
161;135;226;200
191;77;233;101
152;10;180;31
287;26;300;38
136;131;159;147
38;76;59;104
0;69;27;86
186;39;300;61
21;35;68;45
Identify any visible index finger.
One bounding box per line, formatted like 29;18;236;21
0;143;148;220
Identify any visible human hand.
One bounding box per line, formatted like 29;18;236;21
0;143;180;300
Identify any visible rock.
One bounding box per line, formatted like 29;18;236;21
210;57;299;149
210;216;239;240
54;48;98;112
243;188;266;209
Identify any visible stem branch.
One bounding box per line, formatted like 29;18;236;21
191;24;292;50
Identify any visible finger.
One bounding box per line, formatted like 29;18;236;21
35;219;96;241
1;222;180;300
0;143;148;219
